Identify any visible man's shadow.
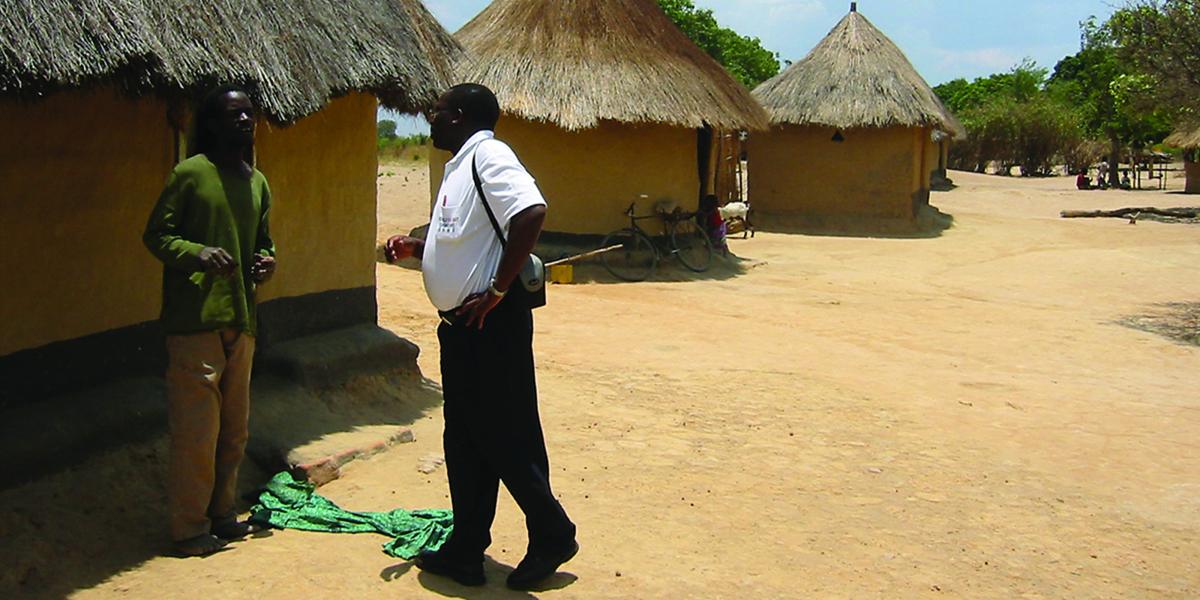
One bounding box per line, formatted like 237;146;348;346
380;555;578;598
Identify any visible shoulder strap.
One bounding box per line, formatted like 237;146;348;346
472;149;507;248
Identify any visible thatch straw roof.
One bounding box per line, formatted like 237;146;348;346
0;0;461;122
1166;125;1200;149
753;6;961;136
453;0;769;131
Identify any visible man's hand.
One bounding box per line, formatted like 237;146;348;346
456;291;504;330
385;235;424;263
251;255;276;283
198;246;237;277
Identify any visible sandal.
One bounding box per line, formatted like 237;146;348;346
174;534;228;557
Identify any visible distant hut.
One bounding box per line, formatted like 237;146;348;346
435;0;769;235
0;0;459;401
1165;126;1200;194
749;3;960;223
929;114;967;189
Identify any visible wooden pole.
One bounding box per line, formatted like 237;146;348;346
544;245;624;267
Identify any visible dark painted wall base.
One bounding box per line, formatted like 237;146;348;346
0;286;377;406
256;286;377;348
0;323;421;490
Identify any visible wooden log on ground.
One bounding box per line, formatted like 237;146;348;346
1060;207;1200;219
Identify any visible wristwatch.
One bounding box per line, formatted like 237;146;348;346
487;279;508;298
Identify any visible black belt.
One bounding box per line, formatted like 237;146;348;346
438;308;463;326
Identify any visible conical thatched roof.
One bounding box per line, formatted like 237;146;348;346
753;6;960;136
1166;125;1200;149
453;0;769;131
0;0;462;123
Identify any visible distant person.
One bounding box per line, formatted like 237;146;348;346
143;85;275;557
1076;171;1092;190
1097;158;1110;189
1121;170;1132;190
699;194;727;251
384;83;576;590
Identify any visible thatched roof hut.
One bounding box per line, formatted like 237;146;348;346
0;0;461;122
752;4;958;136
1166;126;1200;149
1166;125;1200;194
434;0;768;234
747;3;957;224
1;0;460;401
455;0;768;131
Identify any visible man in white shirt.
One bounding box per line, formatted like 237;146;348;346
385;84;577;591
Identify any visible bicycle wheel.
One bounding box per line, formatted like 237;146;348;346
671;222;714;272
600;228;658;282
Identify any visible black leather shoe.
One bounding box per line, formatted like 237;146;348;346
415;550;485;586
506;540;579;590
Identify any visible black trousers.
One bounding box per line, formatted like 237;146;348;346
436;295;575;562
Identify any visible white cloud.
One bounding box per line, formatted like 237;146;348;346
937;48;1021;73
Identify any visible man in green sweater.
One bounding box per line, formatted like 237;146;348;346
144;85;276;557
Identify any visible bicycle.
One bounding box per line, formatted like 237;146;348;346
600;200;714;282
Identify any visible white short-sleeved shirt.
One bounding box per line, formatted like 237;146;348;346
422;131;547;311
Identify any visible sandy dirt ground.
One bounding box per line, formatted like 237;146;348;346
7;165;1200;599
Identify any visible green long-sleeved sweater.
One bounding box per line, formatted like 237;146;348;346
144;155;274;336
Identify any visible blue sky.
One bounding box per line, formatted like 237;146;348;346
384;0;1118;132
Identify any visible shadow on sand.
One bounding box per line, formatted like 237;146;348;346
1116;301;1200;347
379;234;762;285
379;556;577;598
0;328;445;599
752;205;955;240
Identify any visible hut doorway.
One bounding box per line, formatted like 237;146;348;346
698;125;745;205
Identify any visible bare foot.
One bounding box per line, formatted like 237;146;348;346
211;519;263;540
174;534;227;557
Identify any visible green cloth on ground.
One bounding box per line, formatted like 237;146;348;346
143;154;275;336
249;472;452;559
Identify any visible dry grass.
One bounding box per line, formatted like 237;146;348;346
1166;126;1200;149
0;0;462;122
454;0;768;131
753;8;960;136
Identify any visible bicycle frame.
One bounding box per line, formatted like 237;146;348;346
602;200;713;281
621;202;694;255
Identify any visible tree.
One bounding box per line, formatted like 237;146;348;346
935;61;1084;176
657;0;780;88
1109;0;1200;122
377;120;397;140
1047;18;1171;186
934;59;1047;113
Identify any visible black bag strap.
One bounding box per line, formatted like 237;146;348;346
471;149;507;248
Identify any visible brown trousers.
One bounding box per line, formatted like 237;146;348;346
165;329;255;541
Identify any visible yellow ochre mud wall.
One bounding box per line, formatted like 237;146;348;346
923;135;940;179
0;89;378;357
1185;160;1200;194
748;125;931;219
431;118;700;235
255;93;377;301
0;88;173;357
